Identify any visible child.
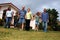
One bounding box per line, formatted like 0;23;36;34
14;12;19;27
35;12;40;31
30;15;35;30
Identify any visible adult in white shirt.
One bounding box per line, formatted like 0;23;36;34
5;7;13;28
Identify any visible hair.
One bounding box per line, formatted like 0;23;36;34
15;11;19;16
8;7;11;10
27;8;31;12
36;12;41;16
44;8;47;12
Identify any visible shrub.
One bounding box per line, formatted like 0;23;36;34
0;19;3;26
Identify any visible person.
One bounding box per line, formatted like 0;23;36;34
35;12;40;31
25;8;33;31
18;6;26;30
41;8;49;32
14;11;19;27
2;9;7;27
39;12;42;30
5;7;13;28
30;15;35;30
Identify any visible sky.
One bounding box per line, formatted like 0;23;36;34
0;0;60;20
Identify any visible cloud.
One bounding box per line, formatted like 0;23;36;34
0;0;60;20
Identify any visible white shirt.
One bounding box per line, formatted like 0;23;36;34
6;10;13;17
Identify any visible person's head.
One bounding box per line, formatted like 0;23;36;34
33;15;35;17
43;8;47;12
36;12;41;16
33;14;35;19
16;11;18;16
22;6;25;10
8;7;11;11
27;8;30;12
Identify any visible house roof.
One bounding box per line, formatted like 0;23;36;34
0;3;20;11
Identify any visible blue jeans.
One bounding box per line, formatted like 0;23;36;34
5;17;12;28
42;22;48;32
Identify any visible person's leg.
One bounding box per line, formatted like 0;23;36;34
37;25;39;31
36;22;39;31
8;17;12;28
14;20;16;27
37;23;39;31
14;16;16;27
44;22;47;32
5;17;8;28
3;19;5;27
18;18;22;29
25;19;30;31
22;23;24;30
35;24;37;31
42;22;44;30
25;19;28;30
35;22;39;31
27;20;30;31
22;19;25;30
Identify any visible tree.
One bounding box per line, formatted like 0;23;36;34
47;9;59;31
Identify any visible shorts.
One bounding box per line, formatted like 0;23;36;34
35;21;39;25
18;18;25;24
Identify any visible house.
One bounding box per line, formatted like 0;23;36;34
0;3;19;26
0;3;19;19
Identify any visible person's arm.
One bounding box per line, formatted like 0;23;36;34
39;15;42;23
31;14;33;20
12;11;14;18
18;12;20;19
41;13;43;20
24;10;27;18
47;13;49;22
25;11;27;19
30;12;33;20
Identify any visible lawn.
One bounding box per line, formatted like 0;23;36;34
0;26;60;40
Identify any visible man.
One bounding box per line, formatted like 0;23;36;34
5;7;13;28
18;6;26;30
41;8;49;32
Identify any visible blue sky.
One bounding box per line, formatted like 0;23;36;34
0;0;60;20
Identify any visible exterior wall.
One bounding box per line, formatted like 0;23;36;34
0;6;7;19
0;5;17;19
0;5;17;25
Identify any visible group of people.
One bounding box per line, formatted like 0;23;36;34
3;6;49;32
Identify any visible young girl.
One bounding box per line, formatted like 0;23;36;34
30;15;36;30
35;12;40;31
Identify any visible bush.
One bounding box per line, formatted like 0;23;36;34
0;19;3;26
56;25;60;31
47;9;59;31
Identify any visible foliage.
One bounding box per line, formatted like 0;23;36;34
47;9;59;31
0;19;3;26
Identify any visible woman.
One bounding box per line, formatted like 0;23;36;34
25;8;33;31
5;7;13;28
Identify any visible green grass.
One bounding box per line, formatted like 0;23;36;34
0;26;60;40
